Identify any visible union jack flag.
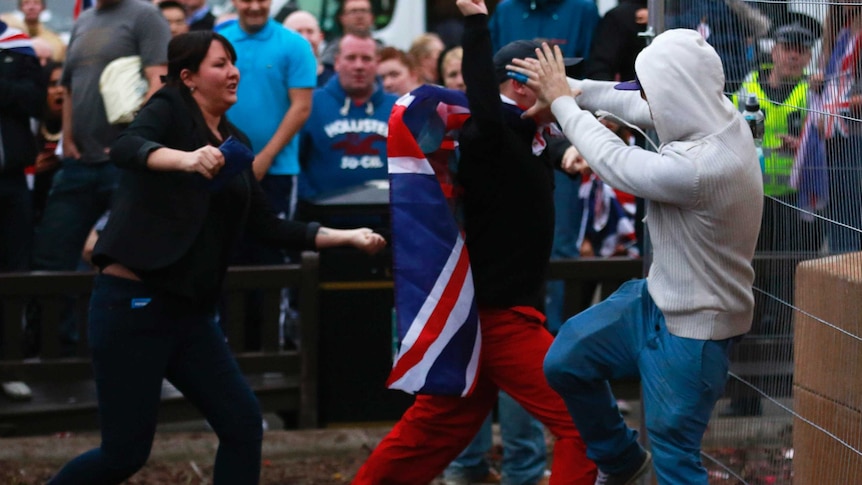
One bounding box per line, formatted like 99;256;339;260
791;27;862;217
386;85;481;397
74;0;94;20
821;29;862;139
791;91;829;217
0;20;35;57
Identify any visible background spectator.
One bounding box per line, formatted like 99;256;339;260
439;46;465;91
318;0;376;86
283;9;325;80
297;33;396;204
31;59;63;224
221;0;318;351
0;19;44;273
30;0;170;354
283;9;323;56
814;3;862;253
0;0;64;62
159;0;190;38
666;0;770;93
377;46;421;96
0;18;43;402
489;0;598;64
409;32;445;85
583;0;647;82
182;0;215;30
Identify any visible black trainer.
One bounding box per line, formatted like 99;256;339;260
594;450;652;485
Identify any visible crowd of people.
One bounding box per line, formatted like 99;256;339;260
0;0;858;484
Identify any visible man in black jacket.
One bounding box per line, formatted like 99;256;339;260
351;1;596;484
0;20;44;272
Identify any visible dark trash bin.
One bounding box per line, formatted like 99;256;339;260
300;181;414;425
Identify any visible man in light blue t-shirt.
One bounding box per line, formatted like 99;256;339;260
221;0;318;350
221;0;317;225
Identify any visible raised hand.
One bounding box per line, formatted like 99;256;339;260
456;0;487;17
508;43;574;119
560;145;591;176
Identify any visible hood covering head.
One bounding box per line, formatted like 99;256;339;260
634;29;738;144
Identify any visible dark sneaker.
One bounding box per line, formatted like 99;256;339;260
594;450;652;485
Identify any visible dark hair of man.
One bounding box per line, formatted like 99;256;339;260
157;0;186;16
337;0;372;17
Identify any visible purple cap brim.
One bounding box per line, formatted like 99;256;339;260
614;79;642;91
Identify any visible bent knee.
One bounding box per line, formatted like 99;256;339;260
544;342;588;392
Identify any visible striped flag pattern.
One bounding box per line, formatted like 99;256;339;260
0;20;35;57
386;85;481;397
74;0;94;19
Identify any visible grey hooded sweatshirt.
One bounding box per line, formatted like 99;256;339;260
553;29;763;340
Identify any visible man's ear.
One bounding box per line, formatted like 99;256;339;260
512;78;532;95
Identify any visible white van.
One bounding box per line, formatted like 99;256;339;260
213;0;502;51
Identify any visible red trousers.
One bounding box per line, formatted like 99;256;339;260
352;307;597;485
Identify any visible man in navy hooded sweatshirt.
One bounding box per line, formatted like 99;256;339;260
297;32;397;203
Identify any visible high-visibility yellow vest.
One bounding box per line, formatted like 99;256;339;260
734;71;808;196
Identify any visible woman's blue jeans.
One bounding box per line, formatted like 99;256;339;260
48;275;263;485
544;279;732;485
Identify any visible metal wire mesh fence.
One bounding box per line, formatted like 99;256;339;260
647;1;862;483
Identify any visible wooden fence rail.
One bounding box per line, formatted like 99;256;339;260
0;252;319;436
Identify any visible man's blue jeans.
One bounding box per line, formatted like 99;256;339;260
444;391;547;485
48;275;263;485
30;159;118;353
544;279;732;484
32;159;118;271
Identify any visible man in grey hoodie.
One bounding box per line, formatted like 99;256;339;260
510;29;763;484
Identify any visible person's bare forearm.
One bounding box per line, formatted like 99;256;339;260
61;92;80;159
314;227;386;254
143;65;167;101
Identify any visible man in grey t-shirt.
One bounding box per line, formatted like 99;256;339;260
32;0;170;273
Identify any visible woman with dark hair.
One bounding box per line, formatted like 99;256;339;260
32;60;64;223
48;31;385;485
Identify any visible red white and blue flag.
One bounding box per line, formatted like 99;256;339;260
385;85;481;397
74;0;94;19
0;20;35;57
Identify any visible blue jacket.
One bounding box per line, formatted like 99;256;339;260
489;0;599;58
298;75;397;200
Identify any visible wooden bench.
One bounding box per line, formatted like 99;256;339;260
0;252;320;437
